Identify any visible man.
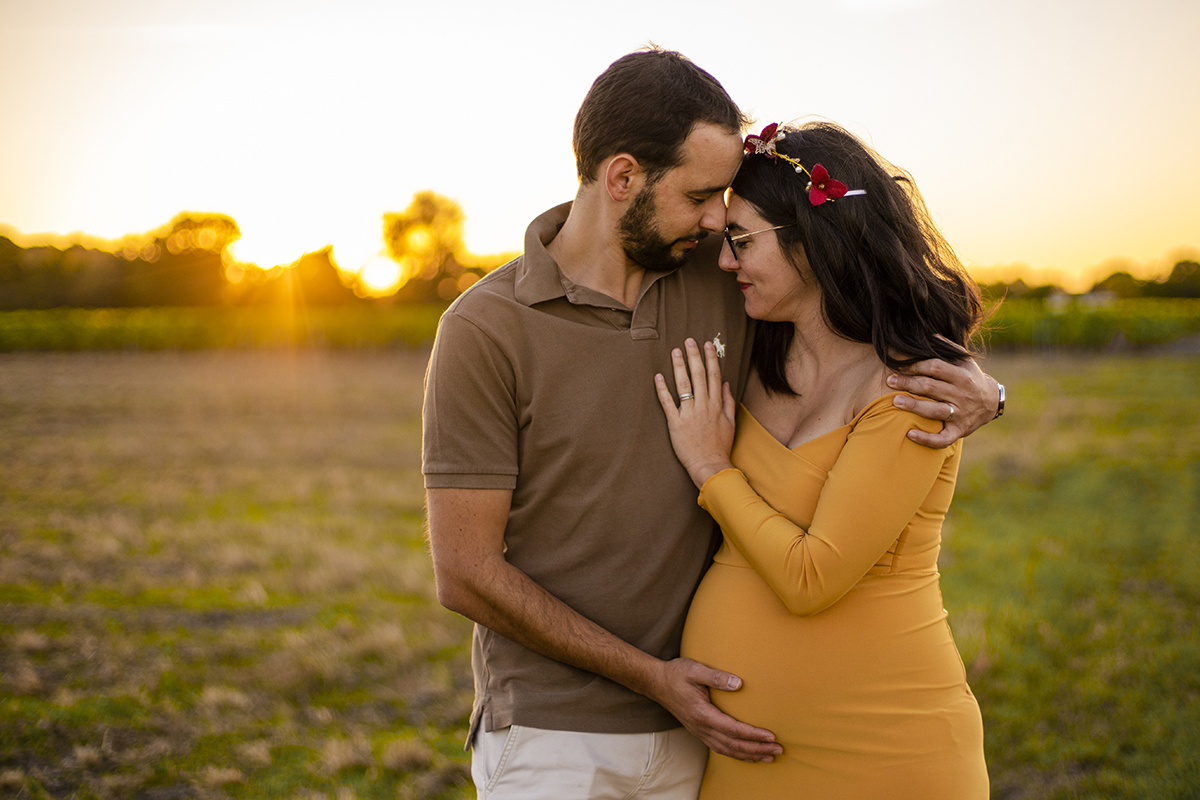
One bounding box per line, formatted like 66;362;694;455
423;49;1001;799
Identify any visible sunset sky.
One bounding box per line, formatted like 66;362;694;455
2;0;1197;292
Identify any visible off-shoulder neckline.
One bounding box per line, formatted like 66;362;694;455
739;391;919;452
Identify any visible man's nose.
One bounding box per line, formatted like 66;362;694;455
699;194;728;233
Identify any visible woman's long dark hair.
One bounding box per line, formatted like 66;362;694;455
732;121;984;395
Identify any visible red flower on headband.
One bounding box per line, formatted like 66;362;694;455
744;123;783;157
807;163;848;206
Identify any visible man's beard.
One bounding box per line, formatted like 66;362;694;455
618;185;701;272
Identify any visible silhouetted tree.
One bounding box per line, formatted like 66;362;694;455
288;246;362;306
382;191;492;303
1144;260;1200;298
1091;271;1145;299
1088;261;1200;299
0;236;24;307
229;246;361;307
0;213;243;308
979;279;1059;303
0;240;70;309
119;213;239;306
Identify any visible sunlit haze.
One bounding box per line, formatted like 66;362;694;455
2;0;1197;292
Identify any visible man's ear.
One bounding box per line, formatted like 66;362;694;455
604;154;645;202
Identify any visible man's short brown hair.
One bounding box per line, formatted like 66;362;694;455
573;48;748;185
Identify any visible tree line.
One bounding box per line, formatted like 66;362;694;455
981;260;1200;303
0;192;509;310
2;192;1197;310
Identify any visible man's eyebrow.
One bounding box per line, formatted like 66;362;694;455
689;184;731;197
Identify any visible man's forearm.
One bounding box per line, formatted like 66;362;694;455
439;555;666;699
428;486;664;697
427;487;780;761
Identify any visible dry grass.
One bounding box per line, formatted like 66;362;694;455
947;351;1200;799
3;348;1196;799
0;350;472;799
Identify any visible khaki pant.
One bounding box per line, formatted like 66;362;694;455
471;724;708;800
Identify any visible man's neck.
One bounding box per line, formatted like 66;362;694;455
546;191;646;308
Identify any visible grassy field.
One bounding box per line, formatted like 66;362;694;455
0;350;473;799
2;298;1199;352
946;354;1200;798
1;349;1197;799
0;306;450;352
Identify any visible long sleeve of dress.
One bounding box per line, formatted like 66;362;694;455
697;398;956;617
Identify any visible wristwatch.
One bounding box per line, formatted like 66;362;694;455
993;383;1005;420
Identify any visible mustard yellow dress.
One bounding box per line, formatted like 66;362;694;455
681;393;988;799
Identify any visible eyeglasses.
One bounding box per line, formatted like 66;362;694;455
723;224;795;261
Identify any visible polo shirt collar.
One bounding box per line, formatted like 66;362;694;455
513;202;673;311
514;203;573;307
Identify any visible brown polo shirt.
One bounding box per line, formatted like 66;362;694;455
423;202;753;736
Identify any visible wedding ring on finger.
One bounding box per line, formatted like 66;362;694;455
946;403;956;420
679;393;695;401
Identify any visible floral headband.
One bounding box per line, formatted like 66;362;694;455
744;123;867;207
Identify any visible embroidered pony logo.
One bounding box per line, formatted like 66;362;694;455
711;333;725;359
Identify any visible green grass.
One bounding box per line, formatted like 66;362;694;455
0;350;472;799
1;350;1197;799
944;353;1200;799
984;298;1200;350
0;305;448;351
2;298;1199;353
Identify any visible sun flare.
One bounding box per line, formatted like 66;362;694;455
358;254;403;296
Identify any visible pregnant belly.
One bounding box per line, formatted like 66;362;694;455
681;561;976;756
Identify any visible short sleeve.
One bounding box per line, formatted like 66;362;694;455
422;309;520;489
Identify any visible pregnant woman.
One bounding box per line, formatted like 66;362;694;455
655;122;991;799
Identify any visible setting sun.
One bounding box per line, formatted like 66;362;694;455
358;253;404;296
1;1;1197;294
1;6;1197;798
